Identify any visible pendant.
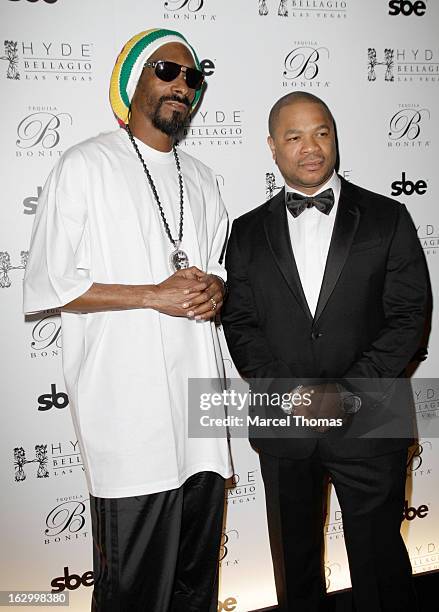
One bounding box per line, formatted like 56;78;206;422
170;243;189;272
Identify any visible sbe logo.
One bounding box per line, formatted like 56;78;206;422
403;500;429;520
388;0;426;16
23;186;42;215
51;567;93;593
391;172;427;196
217;598;237;612
38;384;69;411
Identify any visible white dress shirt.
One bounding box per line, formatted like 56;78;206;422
285;171;341;317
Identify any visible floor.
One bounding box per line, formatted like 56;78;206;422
253;570;439;611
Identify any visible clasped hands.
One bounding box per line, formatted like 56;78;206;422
151;266;225;320
292;383;348;433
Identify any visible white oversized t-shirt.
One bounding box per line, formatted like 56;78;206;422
23;128;232;498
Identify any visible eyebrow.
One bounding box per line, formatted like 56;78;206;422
284;124;331;136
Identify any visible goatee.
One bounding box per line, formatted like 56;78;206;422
151;95;191;137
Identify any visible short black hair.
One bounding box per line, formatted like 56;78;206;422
268;92;335;137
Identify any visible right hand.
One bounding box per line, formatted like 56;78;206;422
148;267;208;317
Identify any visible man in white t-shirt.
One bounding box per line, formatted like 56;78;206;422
24;28;232;612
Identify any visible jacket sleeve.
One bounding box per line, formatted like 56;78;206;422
222;220;293;392
342;203;428;387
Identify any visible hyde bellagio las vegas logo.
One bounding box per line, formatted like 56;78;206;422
15;106;73;159
13;440;83;482
1;39;93;82
182;109;243;147
408;541;439;574
368;47;438;84
324;507;344;542
0;250;28;288
226;470;258;505
163;0;217;20
413;381;439;420
258;0;348;19
417;222;438;257
282;43;331;89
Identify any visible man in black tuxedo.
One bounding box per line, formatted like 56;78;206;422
222;92;428;612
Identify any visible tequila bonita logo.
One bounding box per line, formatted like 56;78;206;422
28;311;62;359
387;105;430;149
220;529;239;568
44;495;89;545
282;42;330;89
325;563;341;591
1;40;93;82
407;441;432;476
164;0;217;21
16;107;73;158
258;0;347;18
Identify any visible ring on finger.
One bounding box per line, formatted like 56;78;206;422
210;297;217;311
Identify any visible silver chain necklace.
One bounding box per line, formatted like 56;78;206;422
126;125;189;272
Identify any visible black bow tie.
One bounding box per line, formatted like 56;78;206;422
285;188;335;218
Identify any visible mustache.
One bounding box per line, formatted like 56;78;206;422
159;94;191;109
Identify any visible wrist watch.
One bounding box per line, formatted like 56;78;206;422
336;384;362;415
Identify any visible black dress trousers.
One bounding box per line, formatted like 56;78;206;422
259;442;419;612
90;471;225;612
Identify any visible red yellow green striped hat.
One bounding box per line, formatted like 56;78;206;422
110;28;203;126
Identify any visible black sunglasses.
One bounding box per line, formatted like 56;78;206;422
144;60;204;91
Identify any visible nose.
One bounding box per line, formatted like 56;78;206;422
171;67;191;96
301;134;321;154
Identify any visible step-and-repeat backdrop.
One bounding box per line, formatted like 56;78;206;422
1;1;438;611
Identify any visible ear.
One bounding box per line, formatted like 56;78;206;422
267;135;276;161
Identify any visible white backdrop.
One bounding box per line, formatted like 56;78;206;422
1;1;438;611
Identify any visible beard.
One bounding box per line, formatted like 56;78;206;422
150;95;191;137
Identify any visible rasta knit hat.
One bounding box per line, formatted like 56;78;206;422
109;28;203;126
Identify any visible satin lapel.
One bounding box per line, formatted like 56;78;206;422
264;188;313;321
314;184;360;323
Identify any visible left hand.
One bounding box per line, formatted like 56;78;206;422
182;273;226;321
294;383;347;432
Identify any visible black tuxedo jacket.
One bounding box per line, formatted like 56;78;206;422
222;178;428;459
